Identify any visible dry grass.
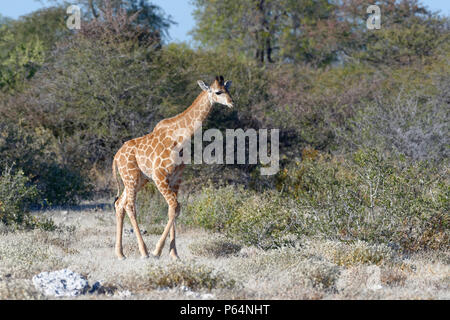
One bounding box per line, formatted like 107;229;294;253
189;236;242;258
0;200;448;300
145;262;237;291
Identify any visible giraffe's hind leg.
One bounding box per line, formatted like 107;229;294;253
114;191;126;260
115;159;149;259
123;175;149;259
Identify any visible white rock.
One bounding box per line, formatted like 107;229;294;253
32;269;89;297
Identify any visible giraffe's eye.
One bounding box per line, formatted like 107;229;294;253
215;91;223;95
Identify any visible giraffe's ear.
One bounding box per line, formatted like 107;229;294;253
197;80;210;92
224;80;232;90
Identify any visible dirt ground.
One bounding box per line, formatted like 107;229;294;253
0;200;448;300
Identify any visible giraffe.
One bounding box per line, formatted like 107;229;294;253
112;75;233;260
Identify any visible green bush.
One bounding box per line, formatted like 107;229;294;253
0;165;54;230
227;193;298;249
185;185;298;249
183;185;247;232
276;149;449;252
0;165;38;226
187;149;448;253
0;121;92;206
35;163;92;206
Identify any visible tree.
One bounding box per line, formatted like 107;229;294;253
191;0;282;63
191;0;352;65
0;26;45;92
1;4;169;173
191;0;448;66
277;0;348;65
74;0;175;40
339;0;449;65
0;7;67;92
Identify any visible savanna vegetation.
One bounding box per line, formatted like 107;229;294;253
0;0;448;299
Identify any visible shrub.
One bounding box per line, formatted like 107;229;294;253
227;193;298;249
0;121;92;206
187;148;448;253
0;165;40;229
35;163;93;206
276;149;449;252
310;240;395;267
183;185;247;232
185;185;299;249
292;257;341;291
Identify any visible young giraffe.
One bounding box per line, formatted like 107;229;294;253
112;76;233;260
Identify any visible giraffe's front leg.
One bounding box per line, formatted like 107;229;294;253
153;199;179;259
168;211;179;260
152;170;179;259
168;165;184;259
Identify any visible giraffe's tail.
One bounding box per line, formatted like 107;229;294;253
112;156;121;206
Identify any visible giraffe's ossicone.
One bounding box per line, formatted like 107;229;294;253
112;76;233;260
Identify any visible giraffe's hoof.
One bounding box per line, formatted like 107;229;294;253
117;256;126;261
152;253;161;259
152;250;161;258
140;255;149;260
170;254;180;261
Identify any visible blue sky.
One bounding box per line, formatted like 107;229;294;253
0;0;449;43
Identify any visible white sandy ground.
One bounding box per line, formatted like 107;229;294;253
0;200;448;300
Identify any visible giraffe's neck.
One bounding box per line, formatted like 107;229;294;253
178;91;213;135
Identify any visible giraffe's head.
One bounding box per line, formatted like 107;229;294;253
197;75;234;108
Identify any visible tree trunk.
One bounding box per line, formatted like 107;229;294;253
266;38;273;63
89;0;99;18
254;0;274;64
